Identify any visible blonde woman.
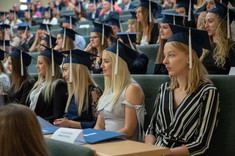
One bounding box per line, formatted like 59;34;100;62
84;22;113;73
136;0;159;45
202;2;235;74
54;27;75;51
126;11;137;33
145;25;219;155
28;46;67;123
0;104;49;156
94;40;145;142
54;49;102;128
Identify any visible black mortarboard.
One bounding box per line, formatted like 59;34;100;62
63;15;77;26
106;36;139;73
0;12;8;16
0;24;10;30
39;24;51;31
168;24;211;68
138;0;158;13
0;40;10;46
9;48;32;67
0;49;7;60
17;22;30;31
39;45;64;65
92;22;113;37
161;12;187;25
117;32;139;44
42;34;57;47
176;0;196;10
59;27;77;41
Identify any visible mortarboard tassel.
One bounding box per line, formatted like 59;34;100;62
119;20;123;32
24;26;28;35
189;28;192;69
111;0;113;11
46;24;50;35
149;0;152;22
49;34;52;48
62;28;66;49
227;8;230;38
69;49;72;83
94;0;97;10
220;0;222;3
52;49;55;76
173;15;176;25
188;0;192;21
101;24;104;45
57;6;60;14
20;50;24;76
10;25;14;37
28;9;31;18
14;11;16;20
114;40;119;75
49;9;51;18
78;1;81;13
127;34;135;50
70;16;72;29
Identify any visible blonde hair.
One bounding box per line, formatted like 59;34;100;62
167;42;211;94
61;34;75;51
65;64;95;116
136;6;155;44
155;39;167;64
29;56;62;103
128;19;137;31
201;14;234;68
98;51;131;106
0;104;49;156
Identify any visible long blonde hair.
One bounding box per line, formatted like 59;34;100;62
0;104;49;156
201;14;234;68
136;6;155;44
29;56;62;103
65;64;95;116
167;42;211;94
98;51;131;106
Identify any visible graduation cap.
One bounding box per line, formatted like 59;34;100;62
17;22;30;32
0;49;7;61
0;24;10;30
42;34;57;48
59;27;78;48
209;1;235;38
39;24;51;34
106;16;121;28
0;12;8;16
106;36;139;74
9;10;17;20
25;9;32;17
176;0;197;21
92;22;113;45
63;15;77;28
129;11;137;20
61;49;97;82
116;32;139;50
161;12;187;25
9;48;32;76
45;7;52;18
168;24;211;69
138;0;158;22
40;45;64;76
75;1;82;13
105;0;115;11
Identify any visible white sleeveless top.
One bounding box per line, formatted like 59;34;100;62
97;81;146;142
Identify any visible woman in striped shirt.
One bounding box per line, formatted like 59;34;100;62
145;25;220;156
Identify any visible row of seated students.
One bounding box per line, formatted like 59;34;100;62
0;0;234;155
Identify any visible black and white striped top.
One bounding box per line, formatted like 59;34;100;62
146;82;220;156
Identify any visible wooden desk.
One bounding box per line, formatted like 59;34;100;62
83;140;170;156
45;134;170;156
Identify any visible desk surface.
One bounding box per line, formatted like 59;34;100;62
44;134;170;156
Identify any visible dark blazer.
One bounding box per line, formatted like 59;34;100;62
121;4;136;11
150;23;159;44
18;34;35;52
7;79;35;105
34;80;68;123
87;8;101;20
98;11;119;23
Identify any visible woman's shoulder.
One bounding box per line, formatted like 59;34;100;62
125;82;144;105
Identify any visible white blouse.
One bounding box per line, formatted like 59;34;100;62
0;72;10;93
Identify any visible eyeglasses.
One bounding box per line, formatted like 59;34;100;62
90;36;99;40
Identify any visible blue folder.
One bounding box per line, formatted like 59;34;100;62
37;116;59;134
83;128;125;144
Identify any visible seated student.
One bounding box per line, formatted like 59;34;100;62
17;23;35;52
28;45;67;123
29;24;51;52
7;48;34;105
75;1;87;21
54;49;102;128
94;39;145;142
42;7;58;25
2;24;20;52
24;9;36;26
55;27;76;51
154;13;186;75
116;32;149;74
176;0;196;27
145;24;219;155
105;14;121;38
0;48;10;93
40;34;57;51
126;11;137;33
87;0;101;20
136;0;159;45
121;0;136;11
201;2;235;74
61;16;86;50
0;12;9;25
98;0;120;23
8;10;22;28
84;22;113;74
0;104;49;156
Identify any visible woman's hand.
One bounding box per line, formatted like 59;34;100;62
145;134;156;145
84;43;92;52
53;117;70;127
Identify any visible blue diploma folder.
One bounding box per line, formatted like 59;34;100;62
83;128;125;144
37;116;59;134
